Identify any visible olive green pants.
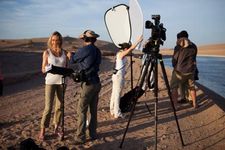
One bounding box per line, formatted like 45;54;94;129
76;82;101;142
40;84;64;129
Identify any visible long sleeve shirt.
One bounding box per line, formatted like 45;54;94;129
71;44;101;84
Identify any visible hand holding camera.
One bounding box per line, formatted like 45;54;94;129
45;64;52;73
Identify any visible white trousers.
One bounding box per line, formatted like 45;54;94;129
110;72;124;117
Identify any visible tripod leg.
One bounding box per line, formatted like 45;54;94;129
130;54;134;90
144;102;152;115
152;57;159;150
119;98;138;148
120;54;152;148
159;56;185;146
60;77;65;141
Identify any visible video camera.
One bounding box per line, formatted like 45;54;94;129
143;15;166;54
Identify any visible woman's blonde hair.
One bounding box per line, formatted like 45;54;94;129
47;31;63;49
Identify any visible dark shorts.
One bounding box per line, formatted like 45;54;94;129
170;70;195;90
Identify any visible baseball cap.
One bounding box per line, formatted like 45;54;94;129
177;30;189;39
118;42;131;49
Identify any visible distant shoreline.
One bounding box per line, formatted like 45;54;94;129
197;55;225;58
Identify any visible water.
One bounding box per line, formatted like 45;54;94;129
163;56;225;98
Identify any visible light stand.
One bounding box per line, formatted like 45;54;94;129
60;76;66;141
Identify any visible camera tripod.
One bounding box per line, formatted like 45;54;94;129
119;52;185;149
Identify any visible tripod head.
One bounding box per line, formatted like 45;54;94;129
143;15;166;54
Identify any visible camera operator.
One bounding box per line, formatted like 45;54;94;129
70;30;101;144
170;30;198;109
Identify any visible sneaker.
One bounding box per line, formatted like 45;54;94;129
90;135;99;141
149;87;154;91
110;112;114;118
114;113;125;119
110;112;114;116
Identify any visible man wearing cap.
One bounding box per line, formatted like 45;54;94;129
71;30;101;144
170;30;198;109
110;36;143;119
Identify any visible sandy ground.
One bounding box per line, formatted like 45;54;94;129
0;40;225;149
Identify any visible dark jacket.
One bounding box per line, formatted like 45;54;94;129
172;38;197;74
72;44;101;84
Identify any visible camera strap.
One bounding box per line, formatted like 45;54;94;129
113;52;127;74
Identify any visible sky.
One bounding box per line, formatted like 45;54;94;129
0;0;225;48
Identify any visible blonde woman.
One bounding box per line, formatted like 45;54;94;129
39;31;71;140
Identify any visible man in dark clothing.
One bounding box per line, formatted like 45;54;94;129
71;30;101;144
170;30;198;109
173;31;199;104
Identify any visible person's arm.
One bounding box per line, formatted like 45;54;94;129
119;36;143;59
172;45;179;68
71;47;89;63
41;50;49;73
65;50;71;67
